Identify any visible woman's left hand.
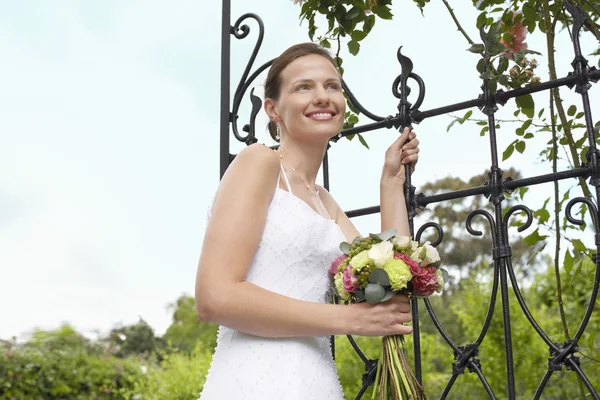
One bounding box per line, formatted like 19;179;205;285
382;127;420;184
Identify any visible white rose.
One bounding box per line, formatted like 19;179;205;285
420;242;441;267
393;236;412;251
368;241;394;268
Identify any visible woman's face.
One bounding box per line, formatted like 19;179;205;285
270;54;345;141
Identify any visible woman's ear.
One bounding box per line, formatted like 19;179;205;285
264;98;280;123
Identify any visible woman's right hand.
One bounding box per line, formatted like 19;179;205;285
349;294;413;336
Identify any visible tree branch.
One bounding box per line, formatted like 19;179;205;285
442;0;475;46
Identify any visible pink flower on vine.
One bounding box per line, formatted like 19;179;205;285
500;12;528;59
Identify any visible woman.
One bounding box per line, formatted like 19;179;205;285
196;43;420;399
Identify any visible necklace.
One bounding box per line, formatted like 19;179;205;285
291;166;319;196
276;148;319;197
276;149;331;220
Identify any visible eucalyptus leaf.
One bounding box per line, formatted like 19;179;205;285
365;283;386;304
440;268;449;287
380;289;395;303
368;268;391;286
369;228;396;242
354;289;366;303
352;236;362;244
340;242;351;255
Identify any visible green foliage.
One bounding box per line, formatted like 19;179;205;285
105;319;164;359
163;295;218;354
0;324;144;399
130;344;212;400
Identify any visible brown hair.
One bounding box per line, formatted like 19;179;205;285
264;42;339;142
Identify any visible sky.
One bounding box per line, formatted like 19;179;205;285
0;0;598;341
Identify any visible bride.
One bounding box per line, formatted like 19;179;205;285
195;42;420;399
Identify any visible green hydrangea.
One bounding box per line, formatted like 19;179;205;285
351;250;371;274
334;273;351;301
382;258;412;291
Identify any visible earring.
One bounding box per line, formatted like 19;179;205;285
337;132;342;138
275;125;281;141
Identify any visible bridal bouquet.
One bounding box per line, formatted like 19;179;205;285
328;228;447;400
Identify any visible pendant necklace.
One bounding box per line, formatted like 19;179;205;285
278;150;331;219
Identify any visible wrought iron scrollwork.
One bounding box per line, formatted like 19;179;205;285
229;13;274;145
221;1;600;398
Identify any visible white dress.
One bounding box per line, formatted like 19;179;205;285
199;165;346;400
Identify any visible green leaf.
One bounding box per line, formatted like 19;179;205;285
370;228;396;242
380;288;395;303
347;40;360;56
467;44;485;54
524;132;534;139
464;110;473;120
524;228;548;246
587;329;596;353
372;5;393;20
567;105;577;116
357;133;370;149
351;30;367;42
572;239;587;252
447;118;458;132
516;94;535;118
516;140;526;153
340;242;351;254
476;11;487;28
480;126;489;136
365;283;386;304
368;269;391;286
538;108;545;118
503;143;515;161
534;208;550;224
363;14;376;34
346;6;362;20
439;268;449;288
564;249;573;275
497;56;509;74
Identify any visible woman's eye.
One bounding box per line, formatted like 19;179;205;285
327;83;341;90
296;85;309;91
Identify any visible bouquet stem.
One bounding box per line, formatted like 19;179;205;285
372;335;426;400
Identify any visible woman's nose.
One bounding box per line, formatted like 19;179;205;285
313;86;330;105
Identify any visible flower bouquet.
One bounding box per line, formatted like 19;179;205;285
328;228;447;400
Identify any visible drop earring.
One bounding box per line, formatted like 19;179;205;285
275;125;281;141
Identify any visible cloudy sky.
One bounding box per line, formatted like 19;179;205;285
0;1;597;340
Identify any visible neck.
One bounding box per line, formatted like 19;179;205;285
277;138;327;187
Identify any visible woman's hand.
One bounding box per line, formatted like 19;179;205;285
382;127;420;185
349;294;413;336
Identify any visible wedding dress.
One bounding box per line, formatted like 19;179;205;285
198;164;346;400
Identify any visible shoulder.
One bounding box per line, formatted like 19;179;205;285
220;143;280;193
231;143;279;172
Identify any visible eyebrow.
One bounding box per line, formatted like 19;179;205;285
291;78;341;85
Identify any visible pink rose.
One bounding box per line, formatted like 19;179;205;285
342;265;360;293
500;12;528;59
329;254;347;275
412;266;439;296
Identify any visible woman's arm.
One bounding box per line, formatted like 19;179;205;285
380;128;419;236
195;144;355;338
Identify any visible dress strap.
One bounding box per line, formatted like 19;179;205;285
279;163;293;195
